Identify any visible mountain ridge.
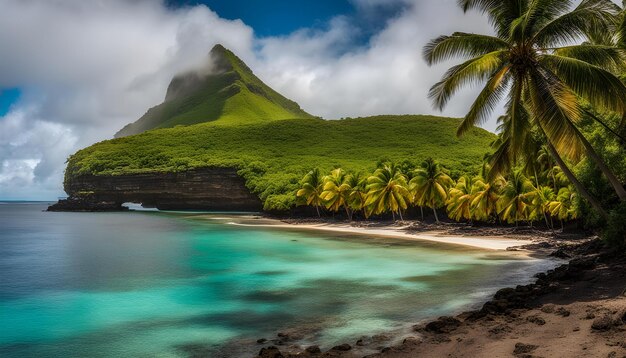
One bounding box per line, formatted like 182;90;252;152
114;44;313;138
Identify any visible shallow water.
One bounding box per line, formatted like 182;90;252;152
0;203;557;357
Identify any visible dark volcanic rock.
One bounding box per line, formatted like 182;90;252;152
424;316;462;334
257;346;284;358
304;345;321;354
592;316;616;331
331;343;352;351
47;197;128;212
526;315;546;325
513;343;538;354
49;167;262;212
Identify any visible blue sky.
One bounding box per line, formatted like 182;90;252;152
169;0;354;37
0;88;20;116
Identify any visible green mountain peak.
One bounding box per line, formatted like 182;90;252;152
115;44;313;138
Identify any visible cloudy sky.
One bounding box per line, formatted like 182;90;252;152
0;0;499;200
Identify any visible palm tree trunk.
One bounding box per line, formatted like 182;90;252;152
572;125;626;201
392;211;395;221
420;207;424;221
399;210;404;222
315;205;320;218
432;207;439;223
543;212;550;229
545;142;608;219
345;207;351;221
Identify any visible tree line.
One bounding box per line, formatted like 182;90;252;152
297;155;579;229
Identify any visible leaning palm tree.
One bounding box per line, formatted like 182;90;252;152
446;175;474;222
498;169;535;226
410;158;453;223
296;168;325;217
424;0;626;217
320;168;352;218
364;164;411;221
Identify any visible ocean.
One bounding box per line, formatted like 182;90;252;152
0;202;557;357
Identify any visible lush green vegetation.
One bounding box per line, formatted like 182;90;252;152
115;44;312;137
66;115;495;210
297;156;582;228
425;0;626;248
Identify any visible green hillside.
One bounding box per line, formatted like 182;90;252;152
67;115;496;210
115;44;313;137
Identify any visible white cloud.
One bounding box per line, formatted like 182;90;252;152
0;0;503;199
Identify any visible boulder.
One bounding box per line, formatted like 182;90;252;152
257;346;284;358
424;316;462;334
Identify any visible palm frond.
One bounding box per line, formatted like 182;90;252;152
423;32;509;65
456;64;511;136
552;45;625;71
540;54;626;114
533;0;619;48
429;51;507;110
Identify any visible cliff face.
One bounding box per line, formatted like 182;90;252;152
48;168;262;211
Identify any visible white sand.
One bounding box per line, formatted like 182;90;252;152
225;219;531;251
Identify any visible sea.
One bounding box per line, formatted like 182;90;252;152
0;202;559;357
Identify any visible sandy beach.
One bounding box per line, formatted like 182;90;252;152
221;217;533;251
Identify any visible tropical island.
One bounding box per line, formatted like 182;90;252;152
40;1;626;357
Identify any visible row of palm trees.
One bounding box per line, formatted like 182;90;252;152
296;158;579;228
424;0;626;220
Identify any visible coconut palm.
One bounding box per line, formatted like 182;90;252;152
364;164;411;221
424;0;626;217
471;175;504;222
346;172;368;219
447;175;474;222
498;170;535;226
296;168;324;217
548;186;581;228
320;168;352;218
530;186;556;228
410;158;453;223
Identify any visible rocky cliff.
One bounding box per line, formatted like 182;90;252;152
48;167;262;211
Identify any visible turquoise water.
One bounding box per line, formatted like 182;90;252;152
0;203;555;357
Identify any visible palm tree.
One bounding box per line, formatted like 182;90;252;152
346;172;368;219
471;175;504;222
364;164;411;221
498;170;534;226
410;158;453;223
320;168;352;218
447;176;474;222
548;186;581;228
296;168;324;217
424;0;626;217
530;185;556;229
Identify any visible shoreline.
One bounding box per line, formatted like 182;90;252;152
245;227;625;358
200;215;624;358
215;216;549;252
